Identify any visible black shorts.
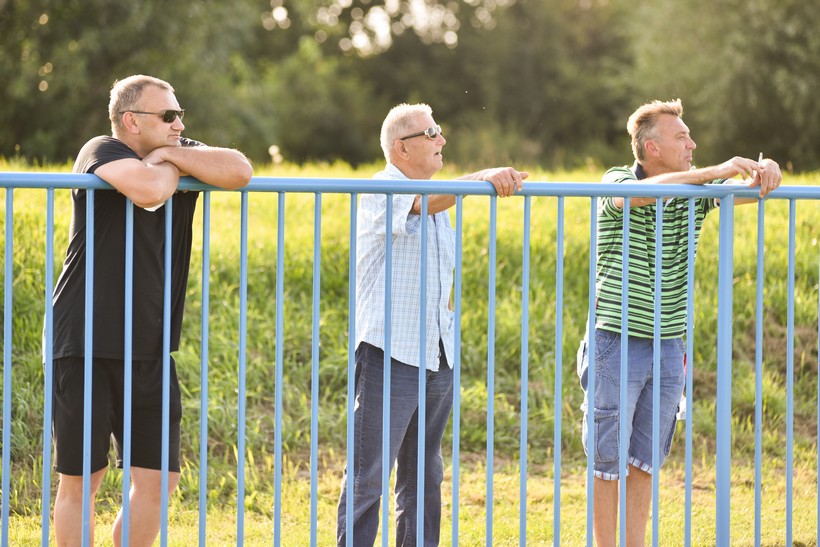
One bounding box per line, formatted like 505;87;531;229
51;356;182;475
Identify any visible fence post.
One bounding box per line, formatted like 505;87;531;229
715;195;735;545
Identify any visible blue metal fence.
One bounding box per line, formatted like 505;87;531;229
0;172;819;545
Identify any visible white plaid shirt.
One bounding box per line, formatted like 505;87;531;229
355;163;455;370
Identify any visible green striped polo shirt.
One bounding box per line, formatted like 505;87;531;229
594;162;724;338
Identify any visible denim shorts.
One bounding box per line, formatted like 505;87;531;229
577;329;685;480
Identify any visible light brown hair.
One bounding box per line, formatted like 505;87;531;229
627;99;683;161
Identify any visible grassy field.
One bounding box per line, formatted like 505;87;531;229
1;160;820;544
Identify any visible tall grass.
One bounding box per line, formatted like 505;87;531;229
1;161;819;543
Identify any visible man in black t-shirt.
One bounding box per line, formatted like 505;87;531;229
49;74;252;546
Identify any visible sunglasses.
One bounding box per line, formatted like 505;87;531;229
399;125;442;141
121;109;185;123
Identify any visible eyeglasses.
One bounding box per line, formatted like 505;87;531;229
399;125;442;141
120;109;185;123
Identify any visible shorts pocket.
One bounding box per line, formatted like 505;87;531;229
662;407;679;457
594;329;620;363
592;406;620;463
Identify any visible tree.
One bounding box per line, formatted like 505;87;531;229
630;0;820;170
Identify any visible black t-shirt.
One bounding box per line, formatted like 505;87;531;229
52;135;201;359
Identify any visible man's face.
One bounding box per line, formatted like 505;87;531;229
649;114;697;173
400;113;446;179
130;85;185;152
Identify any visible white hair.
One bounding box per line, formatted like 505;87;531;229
379;103;433;162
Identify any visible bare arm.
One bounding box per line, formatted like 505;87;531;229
614;156;764;208
94;158;180;209
143;145;253;190
410;167;529;214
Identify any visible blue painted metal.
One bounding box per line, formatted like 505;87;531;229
344;193;357;547
652;200;662;545
754;201;765;547
309;193;322;547
381;197;393;547
553;196;565;546
786;200;796;546
40;189;55;546
274;192;286;545
2;189;13;547
684;199;696;547
121;200;134;547
237;191;249;545
417;196;429;547
585;197;598;547
519;196;532;547
160;198;173;546
485;197;498;546
81;190;95;547
199;192;211;546
0;172;816;545
452;196;464;547
618;199;630;547
715;195;735;545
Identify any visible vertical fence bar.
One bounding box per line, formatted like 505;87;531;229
618;199;630;547
199;191;211;546
417;196;429;547
519;196;532;546
160;197;173;546
452;195;464;547
309;193;322;547
785;200;796;546
585;197;598;547
754;201;765;547
553;196;565;546
274;192;286;545
344;193;358;547
81;189;95;547
817;206;820;547
715;195;735;545
684;198;696;547
121;200;135;547
1;189;13;546
40;188;55;547
237;191;249;545
381;196;393;547
652;199;662;545
485;196;498;546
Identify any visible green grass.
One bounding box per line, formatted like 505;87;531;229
1;161;820;544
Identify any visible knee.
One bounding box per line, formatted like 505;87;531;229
131;470;181;501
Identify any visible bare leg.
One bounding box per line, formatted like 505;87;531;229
112;467;181;547
593;476;617;547
54;468;106;547
625;465;652;547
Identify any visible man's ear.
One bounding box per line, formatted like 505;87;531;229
645;139;659;158
120;112;141;135
393;139;410;161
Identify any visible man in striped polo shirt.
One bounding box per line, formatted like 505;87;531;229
578;98;782;547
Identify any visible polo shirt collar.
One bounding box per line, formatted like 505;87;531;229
631;161;648;180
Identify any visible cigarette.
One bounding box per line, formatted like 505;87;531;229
758;152;763;163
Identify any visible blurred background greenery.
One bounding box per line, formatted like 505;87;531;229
2;0;818;171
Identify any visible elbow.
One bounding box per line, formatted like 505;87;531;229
226;159;253;190
133;186;171;210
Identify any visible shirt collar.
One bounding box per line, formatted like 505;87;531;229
384;162;409;180
632;161;647;180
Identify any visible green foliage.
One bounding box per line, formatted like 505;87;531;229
3;0;817;169
630;0;820;171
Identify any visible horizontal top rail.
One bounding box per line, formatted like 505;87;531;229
0;171;816;199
